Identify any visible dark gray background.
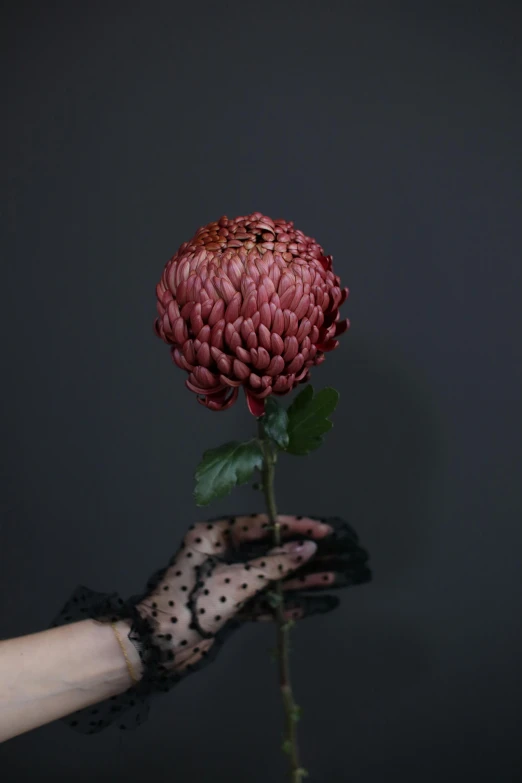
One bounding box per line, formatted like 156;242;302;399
1;1;521;781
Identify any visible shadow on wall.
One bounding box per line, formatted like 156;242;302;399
288;332;452;755
319;331;450;585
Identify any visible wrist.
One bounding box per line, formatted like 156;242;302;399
113;619;144;683
133;602;187;673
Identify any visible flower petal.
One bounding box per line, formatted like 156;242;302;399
167;300;180;323
316;339;339;352
190;303;204;335
216;352;232;375
249;373;262;389
279;285;296;310
236;346;251;364
201;386;239;411
225;291;242;323
283;336;299;363
334;318;350;337
220;373;243;387
259;302;272;329
286;353;304;374
271;333;284;355
233;359;250;381
219;277;237;305
198;324;211;344
258;323;272;352
283;310;298;337
241;293;258;319
224;322;242;352
294;293;310;321
253;346;271;370
208;297;225;326
210;320;225;350
183;340;196;365
272;307;284;335
173;317;188;344
266;355;285;376
273;375;290;393
193;365;219;389
245;388;266;417
196;342;211;367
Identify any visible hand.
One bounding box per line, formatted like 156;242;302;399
136;513;370;673
46;512;370;734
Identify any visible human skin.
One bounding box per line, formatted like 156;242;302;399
0;515;334;742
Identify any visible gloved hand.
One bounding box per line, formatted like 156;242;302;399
50;513;371;733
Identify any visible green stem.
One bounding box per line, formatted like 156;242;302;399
258;421;305;783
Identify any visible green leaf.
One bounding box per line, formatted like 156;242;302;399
194;439;264;506
263;397;290;449
286;386;340;455
282;739;293;756
296;768;309;778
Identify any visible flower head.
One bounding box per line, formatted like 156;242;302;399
154;212;349;415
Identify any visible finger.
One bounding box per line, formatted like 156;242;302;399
174;515;331;565
211;514;333;547
238;540;317;602
308;516;360;541
249;592;340;622
279;542;371;591
314;548;370;565
294;552;369;581
291;550;371;581
289;593;340;618
177;514;362;564
176;519;231;560
312;517;363;556
285;565;372;592
254;605;306;623
231;514;368;563
282;571;336;590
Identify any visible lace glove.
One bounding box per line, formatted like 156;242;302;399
49;513;371;734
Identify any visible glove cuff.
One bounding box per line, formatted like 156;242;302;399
48;583;183;734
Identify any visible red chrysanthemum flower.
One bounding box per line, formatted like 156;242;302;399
153;212;349;416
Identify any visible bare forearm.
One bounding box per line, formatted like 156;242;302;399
0;619;143;742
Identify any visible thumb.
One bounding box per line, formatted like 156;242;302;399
240;540;318;601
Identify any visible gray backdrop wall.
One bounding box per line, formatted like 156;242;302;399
1;1;521;782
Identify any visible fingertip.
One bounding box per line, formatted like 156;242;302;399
299;519;334;537
303;540;318;558
278;515;334;538
282;540;317;559
316;522;334;537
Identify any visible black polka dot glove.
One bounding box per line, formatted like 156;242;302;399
49;514;371;734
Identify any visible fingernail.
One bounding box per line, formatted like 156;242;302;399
305;516;333;533
283;540;317;555
318;522;333;534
